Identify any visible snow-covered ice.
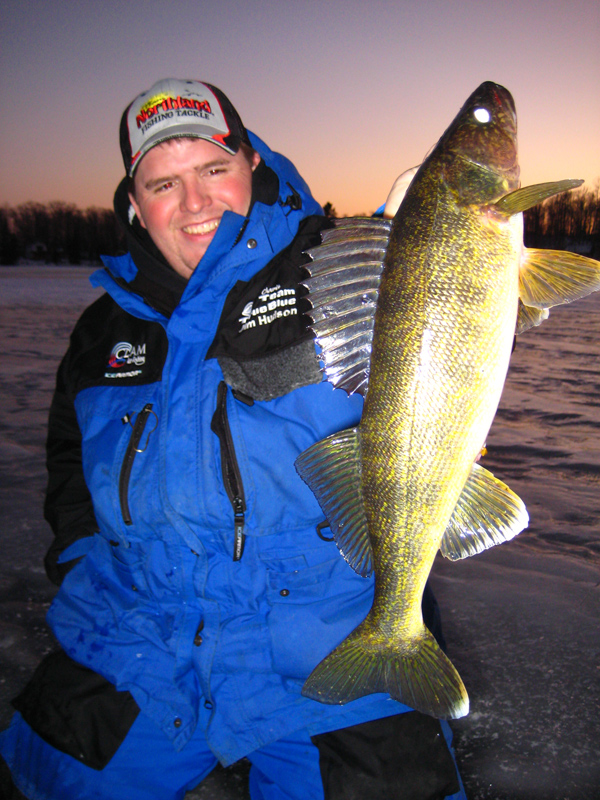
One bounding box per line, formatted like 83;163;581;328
1;266;599;799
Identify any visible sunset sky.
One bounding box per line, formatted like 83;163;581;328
2;0;599;217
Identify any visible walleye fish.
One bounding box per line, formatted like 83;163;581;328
295;81;600;719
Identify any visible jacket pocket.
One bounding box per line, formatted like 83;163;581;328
211;382;246;560
264;554;373;680
118;403;156;526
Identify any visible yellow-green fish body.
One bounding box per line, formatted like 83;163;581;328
296;82;600;718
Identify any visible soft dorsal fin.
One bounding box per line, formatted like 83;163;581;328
303;218;392;396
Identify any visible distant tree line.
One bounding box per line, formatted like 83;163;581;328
1;185;599;266
523;183;599;257
0;201;126;265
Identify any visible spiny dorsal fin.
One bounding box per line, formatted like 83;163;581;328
440;462;528;560
494;180;583;215
303;217;392;396
294;427;372;577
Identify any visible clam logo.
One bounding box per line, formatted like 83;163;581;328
108;341;146;369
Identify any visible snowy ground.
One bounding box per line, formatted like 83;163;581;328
1;266;599;799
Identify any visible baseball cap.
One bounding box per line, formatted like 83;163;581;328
120;78;252;177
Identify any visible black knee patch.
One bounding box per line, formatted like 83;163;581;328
12;650;140;770
311;712;459;800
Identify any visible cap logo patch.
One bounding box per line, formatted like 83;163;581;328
136;94;213;129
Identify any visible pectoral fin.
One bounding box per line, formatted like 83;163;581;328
519;248;600;311
440;463;528;560
494;180;600;331
295;428;373;576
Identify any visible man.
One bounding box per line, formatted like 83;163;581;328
0;78;465;799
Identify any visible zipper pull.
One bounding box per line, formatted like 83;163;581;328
233;496;245;561
232;388;255;406
130;404;158;452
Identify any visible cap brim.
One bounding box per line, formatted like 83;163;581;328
130;127;239;176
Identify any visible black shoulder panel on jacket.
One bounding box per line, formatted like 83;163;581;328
206;215;332;362
66;293;169;394
205;215;332;401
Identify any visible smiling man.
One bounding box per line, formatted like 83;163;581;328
129;137;260;278
0;78;466;800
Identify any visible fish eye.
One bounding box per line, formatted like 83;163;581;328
473;107;491;124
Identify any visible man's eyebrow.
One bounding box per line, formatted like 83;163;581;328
143;159;231;190
196;158;230;171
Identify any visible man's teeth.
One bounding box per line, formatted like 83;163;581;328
183;220;219;235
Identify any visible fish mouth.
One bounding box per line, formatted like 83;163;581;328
476;82;517;133
439;81;520;199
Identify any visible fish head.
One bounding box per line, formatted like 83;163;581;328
434;81;520;205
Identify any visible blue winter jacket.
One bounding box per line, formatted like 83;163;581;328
43;132;412;766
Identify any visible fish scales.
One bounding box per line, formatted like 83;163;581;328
360;159;520;654
295;81;600;719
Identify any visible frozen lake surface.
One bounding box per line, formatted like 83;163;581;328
1;266;599;798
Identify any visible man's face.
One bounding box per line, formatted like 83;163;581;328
129;138;260;279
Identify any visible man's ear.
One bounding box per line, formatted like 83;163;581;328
128;192;147;229
251;151;261;172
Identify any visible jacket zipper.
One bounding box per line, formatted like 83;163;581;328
211;382;246;561
119;403;155;526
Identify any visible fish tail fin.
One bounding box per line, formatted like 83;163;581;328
302;625;469;720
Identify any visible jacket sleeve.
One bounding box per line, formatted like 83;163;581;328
43;346;98;586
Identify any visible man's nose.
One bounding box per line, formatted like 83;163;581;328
182;179;210;213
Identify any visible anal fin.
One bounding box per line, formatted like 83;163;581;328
440;462;528;560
